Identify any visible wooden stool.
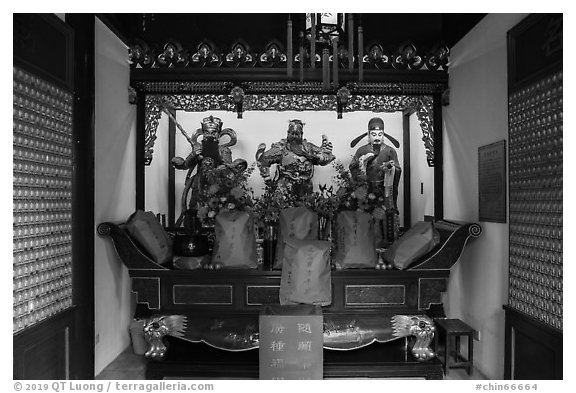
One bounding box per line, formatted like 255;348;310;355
434;318;475;375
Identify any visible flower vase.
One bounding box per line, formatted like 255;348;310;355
318;216;332;241
201;222;216;254
262;223;277;271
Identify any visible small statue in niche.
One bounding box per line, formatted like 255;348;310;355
168;113;248;230
349;117;402;245
255;119;335;197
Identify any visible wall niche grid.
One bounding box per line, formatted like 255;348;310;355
13;66;74;334
508;70;562;330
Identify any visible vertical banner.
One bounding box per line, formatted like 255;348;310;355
259;305;323;380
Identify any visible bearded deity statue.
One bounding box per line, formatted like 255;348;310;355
255;119;335;197
349;117;402;245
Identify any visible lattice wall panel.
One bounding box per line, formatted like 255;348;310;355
508;71;563;330
13;66;74;334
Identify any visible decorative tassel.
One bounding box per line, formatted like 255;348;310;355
333;37;339;88
287;17;293;77
299;32;304;83
348;14;354;71
311;14;316;70
358;25;363;82
322;48;330;92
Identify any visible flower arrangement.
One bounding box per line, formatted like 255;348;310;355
191;162;256;228
252;181;340;227
308;184;340;219
331;160;388;220
251;159;395;228
252;182;297;224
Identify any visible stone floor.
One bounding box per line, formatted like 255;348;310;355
96;348;489;380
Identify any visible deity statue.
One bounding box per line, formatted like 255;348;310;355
255;119;335;197
169;113;247;229
349;117;402;244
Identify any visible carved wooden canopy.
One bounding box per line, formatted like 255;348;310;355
140;83;435;167
130;36;447;168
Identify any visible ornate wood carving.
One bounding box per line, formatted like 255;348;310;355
244;94;336;111
258;41;287;67
364;43;391;69
224;41;256;68
133;80;446;96
141;90;436;166
144;98;162;166
414;96;435;167
190;41;223;68
129;39;448;72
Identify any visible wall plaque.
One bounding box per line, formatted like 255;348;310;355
478;140;507;223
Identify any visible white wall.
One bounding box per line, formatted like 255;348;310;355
144;112;170;215
94;19;136;375
443;13;528;380
409;112;435;225
145;111;409;225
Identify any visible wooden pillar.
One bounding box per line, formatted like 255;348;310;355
168;108;176;228
66;13;95;380
433;93;443;221
402;110;412;228
136;90;146;210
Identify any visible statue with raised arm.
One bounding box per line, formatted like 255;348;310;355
255;119;335;197
167;113;247;229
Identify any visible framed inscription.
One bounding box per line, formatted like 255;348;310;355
479;140;507;223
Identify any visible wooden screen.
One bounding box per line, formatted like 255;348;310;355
13;66;74;334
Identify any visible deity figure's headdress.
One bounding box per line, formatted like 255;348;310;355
350;117;400;148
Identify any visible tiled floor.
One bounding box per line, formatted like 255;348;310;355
95;349;147;380
96;347;488;380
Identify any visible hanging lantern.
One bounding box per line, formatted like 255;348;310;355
305;13;345;45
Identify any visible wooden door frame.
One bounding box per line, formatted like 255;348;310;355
13;13;96;380
66;13;96;379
